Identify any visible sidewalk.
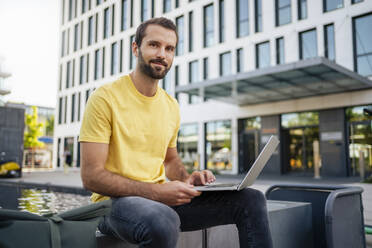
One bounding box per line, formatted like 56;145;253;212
2;170;372;245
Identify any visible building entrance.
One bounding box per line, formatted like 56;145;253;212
282;126;320;175
349;120;372;177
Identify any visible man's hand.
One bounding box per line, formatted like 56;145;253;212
186;170;216;186
153;181;201;206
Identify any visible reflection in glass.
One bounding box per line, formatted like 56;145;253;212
300;29;317;60
206;120;232;171
282;111;319;128
354;13;372;76
178;123;199;173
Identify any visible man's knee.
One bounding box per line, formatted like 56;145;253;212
141;204;180;247
239;188;267;207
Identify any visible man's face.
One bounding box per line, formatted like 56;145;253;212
134;24;177;80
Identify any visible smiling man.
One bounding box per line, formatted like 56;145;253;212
79;17;272;248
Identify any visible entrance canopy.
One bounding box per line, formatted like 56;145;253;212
175;57;372;106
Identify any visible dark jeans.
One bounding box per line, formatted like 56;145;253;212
98;188;273;248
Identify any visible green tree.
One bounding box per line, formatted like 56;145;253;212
45;116;54;137
24;106;45;149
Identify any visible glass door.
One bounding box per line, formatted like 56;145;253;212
349;121;372;177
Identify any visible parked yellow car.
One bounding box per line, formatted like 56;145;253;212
0;161;21;177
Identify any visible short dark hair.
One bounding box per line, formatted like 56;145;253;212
135;17;178;48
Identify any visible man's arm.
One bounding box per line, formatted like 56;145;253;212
164;147;216;185
80;142;200;205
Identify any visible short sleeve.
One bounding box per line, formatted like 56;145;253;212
168;101;180;148
79;89;112;144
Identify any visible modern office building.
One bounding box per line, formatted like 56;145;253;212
55;0;372;178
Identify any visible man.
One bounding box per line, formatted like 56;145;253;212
79;17;272;248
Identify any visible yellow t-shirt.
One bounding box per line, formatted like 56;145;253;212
79;75;180;202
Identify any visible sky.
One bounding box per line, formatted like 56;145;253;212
0;0;59;108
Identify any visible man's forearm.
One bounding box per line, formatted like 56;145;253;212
164;156;190;182
82;167;159;200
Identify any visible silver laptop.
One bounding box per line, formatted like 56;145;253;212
194;135;280;191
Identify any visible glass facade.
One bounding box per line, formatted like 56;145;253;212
176;16;184;56
220;52;232;76
203;57;209;80
94;49;102;80
111;42;119;75
300;29;317;60
219;0;225;43
276;37;285;65
141;0;149;22
104;7;110;39
206;120;232;171
254;0;262;32
74;24;79;51
323;0;343;12
256;41;270;69
353;13;372;76
276;0;291;26
129;35;136;70
188;60;200;104
79;55;86;84
298;0;307;20
237;48;243;73
324;24;335;61
346;105;372;177
204;4;214;47
236;0;249;37
163;0;171;13
88;16;93;45
178;123;199;172
121;0;128;31
188;11;193;52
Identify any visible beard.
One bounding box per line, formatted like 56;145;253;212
137;50;171;79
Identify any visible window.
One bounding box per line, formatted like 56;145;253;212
62;0;65;24
64;96;68;124
175;65;179;101
236;0;249;37
77;92;81;121
275;0;291;26
86;54;90;82
95;13;99;43
130;35;136;70
121;0;128;31
71;93;75;123
324;24;335;61
67;29;70;55
276;37;285;64
205;120;232;171
94;49;102;80
220;52;232;76
111;42;119;75
58;97;63;124
111;4;115;36
298;0;307;20
352;0;363;3
88;16;93;45
96;0;102;5
189;60;200;104
59;64;63;91
79;55;86;84
188;11;193;52
219;0;225;43
104;8;110;39
203;57;209;80
176;16;184;56
176;0;180;8
178;123;199;171
80;21;84;49
72;59;75;87
66;61;71;88
163;0;171;13
353;13;372;76
130;0;134;27
299;29;317;60
203;4;214;47
256;41;270;68
82;0;87;14
74;24;79;51
69;0;73;21
237;48;243;73
120;40;123;73
255;0;262;32
141;0;149;22
61;31;66;57
323;0;343;12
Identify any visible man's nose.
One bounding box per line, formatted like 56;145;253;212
156;47;166;58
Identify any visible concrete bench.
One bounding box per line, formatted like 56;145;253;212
97;200;313;248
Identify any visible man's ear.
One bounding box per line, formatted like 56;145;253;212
132;41;139;58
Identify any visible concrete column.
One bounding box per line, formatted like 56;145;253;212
319;108;348;177
261;115;281;175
